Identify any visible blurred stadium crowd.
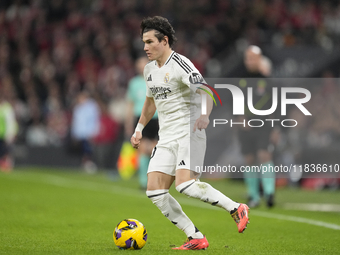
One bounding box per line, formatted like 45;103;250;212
0;0;340;170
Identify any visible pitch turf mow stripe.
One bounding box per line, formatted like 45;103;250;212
3;172;340;231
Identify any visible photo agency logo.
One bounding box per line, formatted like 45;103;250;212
200;83;312;128
197;82;222;108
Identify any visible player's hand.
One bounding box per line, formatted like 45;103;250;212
131;131;142;149
193;115;209;132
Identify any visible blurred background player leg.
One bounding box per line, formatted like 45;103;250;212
240;109;276;209
136;120;158;189
125;57;158;190
0;140;11;171
254;125;276;208
0;92;18;172
258;147;276;208
239;127;261;208
261;165;275;207
71;91;100;173
238;45;277;208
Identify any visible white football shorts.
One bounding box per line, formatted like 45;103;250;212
147;132;206;176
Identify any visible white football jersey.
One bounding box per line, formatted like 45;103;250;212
144;51;206;143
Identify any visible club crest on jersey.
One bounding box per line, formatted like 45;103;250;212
164;73;170;83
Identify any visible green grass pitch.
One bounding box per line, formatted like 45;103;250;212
1;168;339;254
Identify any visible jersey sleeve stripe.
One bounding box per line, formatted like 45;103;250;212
173;57;190;74
181;59;193;72
173;54;193;72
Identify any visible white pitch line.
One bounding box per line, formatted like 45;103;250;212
3;172;340;231
250;211;340;231
284;203;340;212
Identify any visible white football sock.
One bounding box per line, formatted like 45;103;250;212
146;189;204;239
176;180;240;212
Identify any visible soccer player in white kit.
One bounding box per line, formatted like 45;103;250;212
131;16;249;250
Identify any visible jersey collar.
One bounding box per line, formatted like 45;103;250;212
164;51;175;65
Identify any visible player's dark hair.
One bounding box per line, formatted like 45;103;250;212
141;16;177;47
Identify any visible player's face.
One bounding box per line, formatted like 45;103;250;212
142;30;166;61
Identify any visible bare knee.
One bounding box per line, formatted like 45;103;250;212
175;169;198;188
146;172;174;191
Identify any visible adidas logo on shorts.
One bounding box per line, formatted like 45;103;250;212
178;160;186;166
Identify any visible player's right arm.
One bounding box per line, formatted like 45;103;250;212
130;96;156;149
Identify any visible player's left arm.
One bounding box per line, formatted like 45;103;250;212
178;55;213;132
194;85;213;131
